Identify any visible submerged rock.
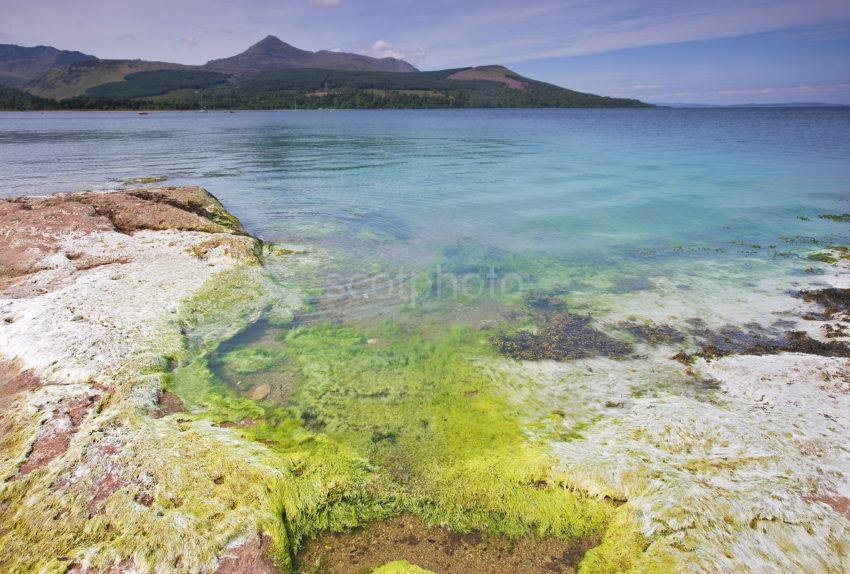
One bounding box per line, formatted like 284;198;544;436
121;176;168;185
296;514;597;574
249;383;271;400
491;293;632;361
215;533;281;574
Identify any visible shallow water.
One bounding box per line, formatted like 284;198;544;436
2;108;848;324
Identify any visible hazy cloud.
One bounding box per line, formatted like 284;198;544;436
310;0;341;8
180;36;199;50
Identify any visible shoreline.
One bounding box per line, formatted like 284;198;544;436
0;186;848;573
0;186;297;573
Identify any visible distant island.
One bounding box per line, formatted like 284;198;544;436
0;36;651;110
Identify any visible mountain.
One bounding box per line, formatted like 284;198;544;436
205;35;417;76
1;36;651;109
0;44;96;88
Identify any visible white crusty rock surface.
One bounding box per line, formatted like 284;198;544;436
0;187;293;574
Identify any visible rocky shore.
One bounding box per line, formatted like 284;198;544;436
0;187;288;573
1;186;848;574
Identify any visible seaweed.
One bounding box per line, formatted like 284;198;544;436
691;327;850;360
797;287;850;320
808;252;839;264
618;321;685;346
817;213;850;222
492;311;632;361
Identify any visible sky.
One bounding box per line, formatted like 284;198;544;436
1;0;849;104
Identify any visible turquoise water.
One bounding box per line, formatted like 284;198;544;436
1;108;849;321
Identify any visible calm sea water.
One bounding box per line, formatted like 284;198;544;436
1;108;848;322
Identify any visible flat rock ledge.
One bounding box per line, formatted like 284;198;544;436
0;187;283;573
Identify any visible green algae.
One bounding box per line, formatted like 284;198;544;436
0;399;297;574
220;346;289;374
0;236;661;572
372;561;435;574
164;317;642;570
808;251;839;264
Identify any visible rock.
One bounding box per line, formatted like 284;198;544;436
0;186;247;283
250;384;271;401
67;558;136;573
806;493;850;520
215;533;281;574
0;186;293;574
121;176;167;185
77;188;238;234
156;390;185;416
18;391;100;476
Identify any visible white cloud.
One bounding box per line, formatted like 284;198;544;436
371;39;426;65
310;0;341;8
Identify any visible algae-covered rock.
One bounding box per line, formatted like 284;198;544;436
0;187;303;573
122;176;168;184
372;561;434;574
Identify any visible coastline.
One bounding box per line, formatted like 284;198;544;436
0;187;301;573
0;186;848;573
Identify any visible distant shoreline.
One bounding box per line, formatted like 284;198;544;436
3;105;850;113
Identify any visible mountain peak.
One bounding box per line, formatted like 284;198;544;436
205;36;417;75
242;35;308;57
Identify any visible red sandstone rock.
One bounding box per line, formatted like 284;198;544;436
157;390;186;416
78;192;229;234
18;391;100;476
215;533;281;574
0;361;41;404
807;494;850;520
0;198;110;278
0;187;242;282
87;469;126;515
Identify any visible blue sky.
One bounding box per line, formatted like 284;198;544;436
1;0;849;104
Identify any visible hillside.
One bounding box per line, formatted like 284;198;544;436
0;44;95;89
24;59;190;100
1;65;650;110
206;35;417;75
90;65;650;109
0;84;50;110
